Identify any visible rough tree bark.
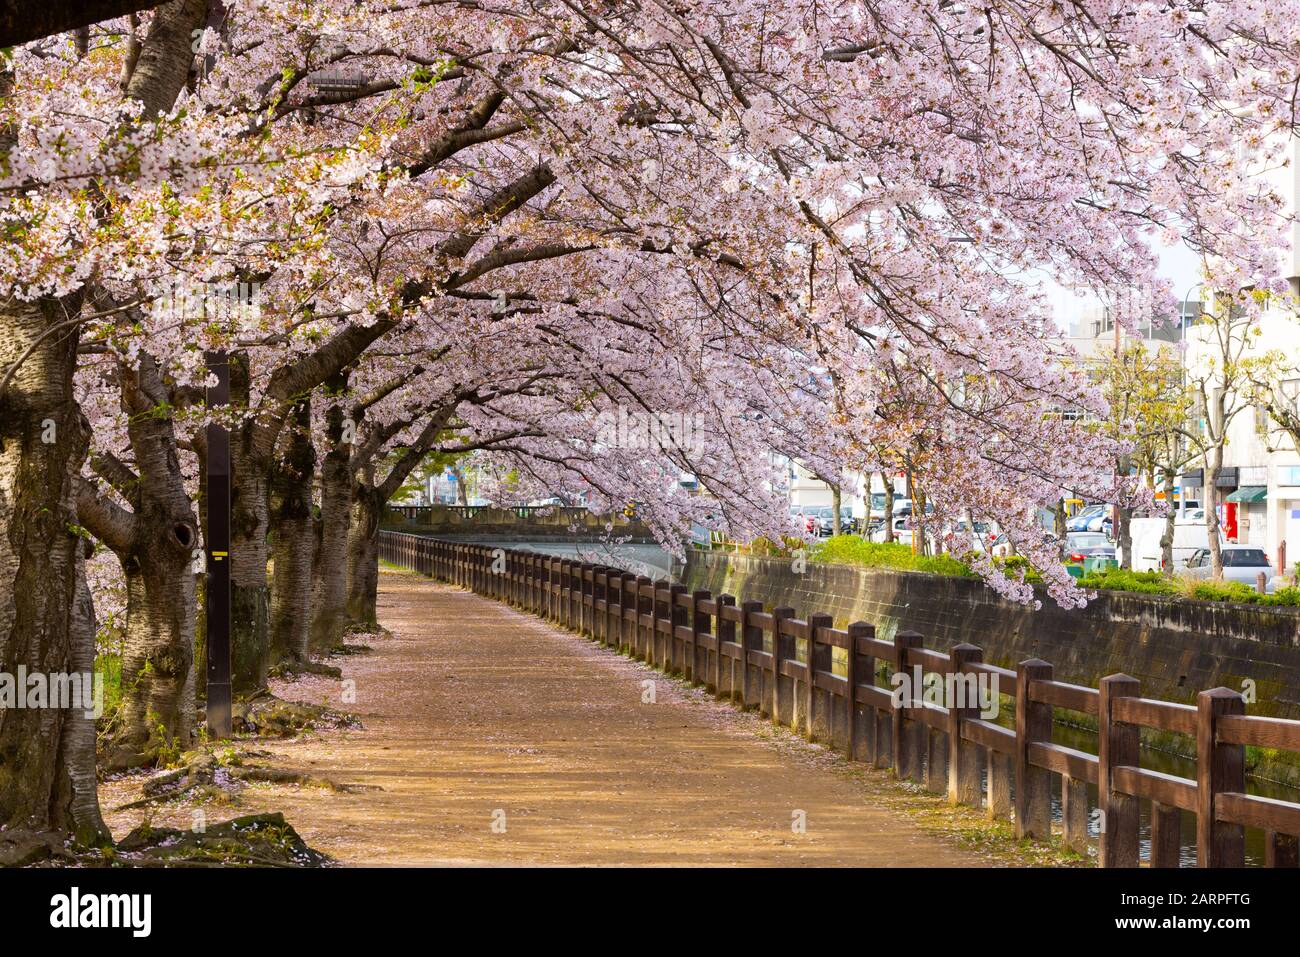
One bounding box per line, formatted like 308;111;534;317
122;0;206;116
0;293;107;843
881;471;895;542
1159;468;1177;574
229;352;271;694
346;407;454;628
1207;445;1224;580
228;324;397;693
268;398;315;668
309;372;353;654
76;354;199;769
0;1;169;48
344;478;383;631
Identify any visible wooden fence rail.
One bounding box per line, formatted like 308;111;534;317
378;531;1300;868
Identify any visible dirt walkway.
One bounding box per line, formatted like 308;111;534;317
104;571;985;866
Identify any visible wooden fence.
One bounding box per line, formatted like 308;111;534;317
378;530;1300;868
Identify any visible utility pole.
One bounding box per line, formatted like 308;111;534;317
205;350;233;738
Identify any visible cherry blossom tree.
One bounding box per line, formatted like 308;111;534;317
4;0;1300;848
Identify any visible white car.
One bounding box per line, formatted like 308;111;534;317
1183;544;1283;592
871;516;938;551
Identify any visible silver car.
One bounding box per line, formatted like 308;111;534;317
1183;545;1282;592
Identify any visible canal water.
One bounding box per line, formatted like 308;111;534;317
864;660;1299;865
1045;721;1298;866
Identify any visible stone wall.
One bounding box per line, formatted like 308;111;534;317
681;550;1300;720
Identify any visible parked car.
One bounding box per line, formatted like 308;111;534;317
870;516;936;550
867;491;904;522
1066;504;1107;532
820;507;857;536
789;507;818;536
943;520;999;554
892;499;935;518
804;505;832;536
1183;545;1283;592
1064;531;1116;563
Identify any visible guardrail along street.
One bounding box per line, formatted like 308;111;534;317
379;531;1300;868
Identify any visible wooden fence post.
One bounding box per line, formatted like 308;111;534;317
846;622;874;762
806;613;834;743
584;562;595;628
891;631;922;782
1149;803;1182;868
1197;687;1246;868
947;644;985;807
740;600;765;710
620;572;637;654
1015;659;1053;840
669;584;688;674
635;576;653;662
1062;776;1091;855
714;594;736;698
651;581;669;668
1266;833;1300;868
1099;673;1141;867
690;590;711;684
770;607;795;726
592;568;606;642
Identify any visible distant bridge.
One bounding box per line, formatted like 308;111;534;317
382;504;656;543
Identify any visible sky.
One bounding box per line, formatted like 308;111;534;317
1046;237;1202;336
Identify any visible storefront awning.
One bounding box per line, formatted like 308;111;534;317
1225;486;1267;503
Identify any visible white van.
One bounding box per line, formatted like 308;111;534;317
1131;517;1220;572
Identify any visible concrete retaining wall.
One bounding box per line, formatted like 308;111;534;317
681;550;1300;721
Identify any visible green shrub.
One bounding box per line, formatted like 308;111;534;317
748;536;804;556
1077;568;1178;595
810;536;975;577
1185;580;1300;607
805;536;1300;608
992;554;1043;583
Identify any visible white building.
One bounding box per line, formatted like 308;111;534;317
1180;135;1300;570
1182;304;1300;567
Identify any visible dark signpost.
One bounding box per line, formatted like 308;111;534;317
205;350;233;738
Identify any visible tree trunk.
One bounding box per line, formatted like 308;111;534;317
123;0;206;116
0;294;107;842
830;484;842;536
229;354;270;694
1054;496;1067;559
1117;504;1133;570
269;400;315;667
345;485;383;630
882;472;895;542
310;381;353;653
54;539;109;843
111;525;196;767
77;356;200;769
1159;469;1177;575
1207;449;1224;580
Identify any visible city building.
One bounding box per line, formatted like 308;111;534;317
1179;135;1300;569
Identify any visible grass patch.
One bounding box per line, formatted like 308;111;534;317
804;536;1300;607
1076;567;1177;595
1182;580;1300;607
810;537;975;578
